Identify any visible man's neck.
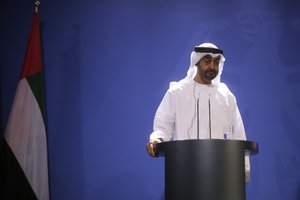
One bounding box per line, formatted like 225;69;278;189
193;75;211;85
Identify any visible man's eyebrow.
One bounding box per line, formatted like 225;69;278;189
203;54;212;59
213;56;221;60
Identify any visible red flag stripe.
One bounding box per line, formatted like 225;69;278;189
19;13;43;80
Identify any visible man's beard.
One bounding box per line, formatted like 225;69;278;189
205;69;218;80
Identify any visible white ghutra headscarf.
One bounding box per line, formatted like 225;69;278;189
185;43;226;85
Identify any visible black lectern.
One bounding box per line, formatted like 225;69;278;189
156;139;258;200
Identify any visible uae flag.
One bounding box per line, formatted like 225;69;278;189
0;12;50;200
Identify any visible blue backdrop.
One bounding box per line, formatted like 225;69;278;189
1;0;300;199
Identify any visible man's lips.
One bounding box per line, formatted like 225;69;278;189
207;71;217;77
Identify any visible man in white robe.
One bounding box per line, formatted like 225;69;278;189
146;43;250;182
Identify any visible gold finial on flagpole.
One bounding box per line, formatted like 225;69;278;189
34;0;40;13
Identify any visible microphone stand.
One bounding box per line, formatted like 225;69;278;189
197;98;199;140
208;94;212;139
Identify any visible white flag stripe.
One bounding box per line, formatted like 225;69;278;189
5;78;49;200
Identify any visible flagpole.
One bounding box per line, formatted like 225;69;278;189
34;0;40;13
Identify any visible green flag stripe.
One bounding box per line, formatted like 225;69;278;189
26;72;46;125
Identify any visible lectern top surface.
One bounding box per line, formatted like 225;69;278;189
156;139;258;157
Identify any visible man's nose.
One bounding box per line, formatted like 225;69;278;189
208;61;216;69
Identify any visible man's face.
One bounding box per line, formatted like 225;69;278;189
196;54;220;84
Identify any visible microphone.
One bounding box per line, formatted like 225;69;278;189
208;93;212;139
197;97;199;139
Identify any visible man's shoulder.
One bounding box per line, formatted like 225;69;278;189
168;79;193;93
216;83;235;98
